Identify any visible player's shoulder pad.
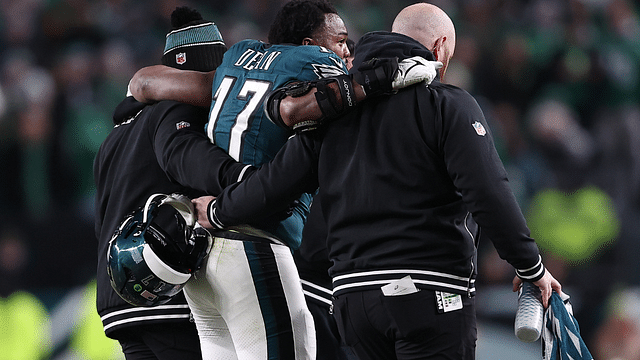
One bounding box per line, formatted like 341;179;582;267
224;39;267;60
288;45;347;76
231;38;263;50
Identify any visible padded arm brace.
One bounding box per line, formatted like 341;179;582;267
265;74;357;132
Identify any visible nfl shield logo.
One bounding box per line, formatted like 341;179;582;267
472;121;486;136
176;52;186;65
176;121;190;130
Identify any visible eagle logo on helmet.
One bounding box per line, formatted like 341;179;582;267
107;193;212;307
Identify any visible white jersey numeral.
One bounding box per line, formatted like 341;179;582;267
208;76;272;161
208;76;236;142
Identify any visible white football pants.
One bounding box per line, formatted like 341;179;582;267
184;227;316;360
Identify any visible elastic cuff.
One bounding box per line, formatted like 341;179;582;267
515;255;545;282
207;199;224;229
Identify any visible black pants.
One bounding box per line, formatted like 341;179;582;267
332;289;476;360
112;322;202;360
305;299;359;360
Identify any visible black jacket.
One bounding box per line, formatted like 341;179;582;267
294;195;333;305
94;97;250;337
210;32;544;297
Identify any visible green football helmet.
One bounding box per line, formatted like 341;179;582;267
107;193;212;307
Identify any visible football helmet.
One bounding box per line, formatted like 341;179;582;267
107;193;212;306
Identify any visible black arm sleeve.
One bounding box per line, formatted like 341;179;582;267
153;103;254;195
439;89;542;273
210;132;321;227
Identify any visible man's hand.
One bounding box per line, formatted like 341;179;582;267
272;57;443;131
192;195;216;229
393;56;443;90
354;56;442;96
512;271;563;308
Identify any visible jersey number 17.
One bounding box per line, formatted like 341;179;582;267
207;76;272;161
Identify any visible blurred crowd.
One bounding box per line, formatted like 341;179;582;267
0;0;639;358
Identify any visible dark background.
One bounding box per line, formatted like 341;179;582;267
1;0;639;358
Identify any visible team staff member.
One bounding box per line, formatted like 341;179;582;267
93;7;251;359
292;36;357;360
193;3;563;360
295;196;357;360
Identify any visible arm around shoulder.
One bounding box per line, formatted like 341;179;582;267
129;65;214;107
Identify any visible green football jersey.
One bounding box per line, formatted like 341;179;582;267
207;39;347;248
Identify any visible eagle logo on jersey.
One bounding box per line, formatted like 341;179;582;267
472;121;486;136
176;52;186;65
312;63;347;78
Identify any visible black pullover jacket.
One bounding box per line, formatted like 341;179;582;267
210;31;544;297
94;98;250;336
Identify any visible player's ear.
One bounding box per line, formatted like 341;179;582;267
302;37;316;45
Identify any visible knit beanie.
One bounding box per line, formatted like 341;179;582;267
161;7;227;72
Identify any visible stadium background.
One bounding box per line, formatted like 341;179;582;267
0;0;638;358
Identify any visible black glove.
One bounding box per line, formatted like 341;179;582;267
352;57;399;96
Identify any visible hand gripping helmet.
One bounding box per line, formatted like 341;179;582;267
107;193;212;306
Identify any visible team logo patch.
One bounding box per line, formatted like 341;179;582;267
312;63;347;78
176;121;190;130
472;121;486;136
176;52;186;65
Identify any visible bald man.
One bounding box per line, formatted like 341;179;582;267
193;3;562;360
391;3;455;79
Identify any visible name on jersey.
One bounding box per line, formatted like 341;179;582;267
234;49;282;71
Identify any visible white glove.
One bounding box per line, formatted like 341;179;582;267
392;56;443;90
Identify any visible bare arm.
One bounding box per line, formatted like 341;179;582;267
129;65;215;107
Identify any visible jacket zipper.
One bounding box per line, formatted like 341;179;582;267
464;211;475;297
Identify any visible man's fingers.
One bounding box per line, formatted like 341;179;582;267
539;284;553;308
191;197;216;229
393;57;442;89
512;275;523;292
541;288;548;308
405;56;443;70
